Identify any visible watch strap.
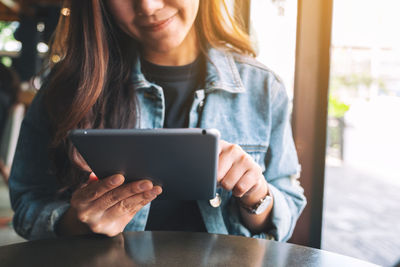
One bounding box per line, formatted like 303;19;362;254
240;191;273;215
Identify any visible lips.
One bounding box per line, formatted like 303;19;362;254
139;15;175;32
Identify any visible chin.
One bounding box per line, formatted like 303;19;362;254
150;38;185;53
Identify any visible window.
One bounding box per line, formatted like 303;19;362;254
323;1;400;266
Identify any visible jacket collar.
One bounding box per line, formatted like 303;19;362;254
131;47;246;94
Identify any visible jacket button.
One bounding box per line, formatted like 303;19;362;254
209;193;221;208
197;100;205;112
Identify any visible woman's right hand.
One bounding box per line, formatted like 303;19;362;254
57;173;162;237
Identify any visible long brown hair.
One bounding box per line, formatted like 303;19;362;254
46;0;255;188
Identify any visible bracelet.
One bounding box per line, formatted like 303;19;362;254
239;185;273;215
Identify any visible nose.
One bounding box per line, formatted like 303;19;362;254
135;0;164;16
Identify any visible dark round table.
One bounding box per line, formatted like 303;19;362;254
0;231;378;267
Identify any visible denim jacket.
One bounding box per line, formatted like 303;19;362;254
9;48;306;242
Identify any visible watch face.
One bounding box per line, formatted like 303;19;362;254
254;195;273;215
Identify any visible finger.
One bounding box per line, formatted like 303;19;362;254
90;179;155;211
78;172;99;190
87;186;162;237
89;172;99;182
218;139;229;154
105;186;162;218
219;158;247;191
217;144;242;182
232;171;259;198
75;174;125;203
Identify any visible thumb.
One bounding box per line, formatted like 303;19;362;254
88;172;99;183
79;172;99;189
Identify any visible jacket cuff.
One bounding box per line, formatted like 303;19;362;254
29;201;70;240
266;183;295;241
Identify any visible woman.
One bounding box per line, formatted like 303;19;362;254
9;0;306;241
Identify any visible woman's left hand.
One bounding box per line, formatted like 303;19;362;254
217;140;269;208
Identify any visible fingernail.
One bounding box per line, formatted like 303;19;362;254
151;187;161;195
111;175;123;185
89;172;99;182
139;181;152;191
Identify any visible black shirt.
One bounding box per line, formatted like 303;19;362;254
141;56;207;232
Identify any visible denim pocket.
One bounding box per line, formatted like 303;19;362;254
240;144;268;172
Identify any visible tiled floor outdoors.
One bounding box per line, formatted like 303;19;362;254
322;98;400;267
323;163;400;267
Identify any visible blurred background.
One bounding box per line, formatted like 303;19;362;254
0;1;399;266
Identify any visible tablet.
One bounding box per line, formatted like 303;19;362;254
68;128;220;200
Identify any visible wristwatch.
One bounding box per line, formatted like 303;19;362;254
240;192;273;215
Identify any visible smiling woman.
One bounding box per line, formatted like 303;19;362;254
8;0;306;242
107;0;200;65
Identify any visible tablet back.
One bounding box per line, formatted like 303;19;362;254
69;129;219;200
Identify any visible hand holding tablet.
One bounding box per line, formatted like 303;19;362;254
57;173;162;236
